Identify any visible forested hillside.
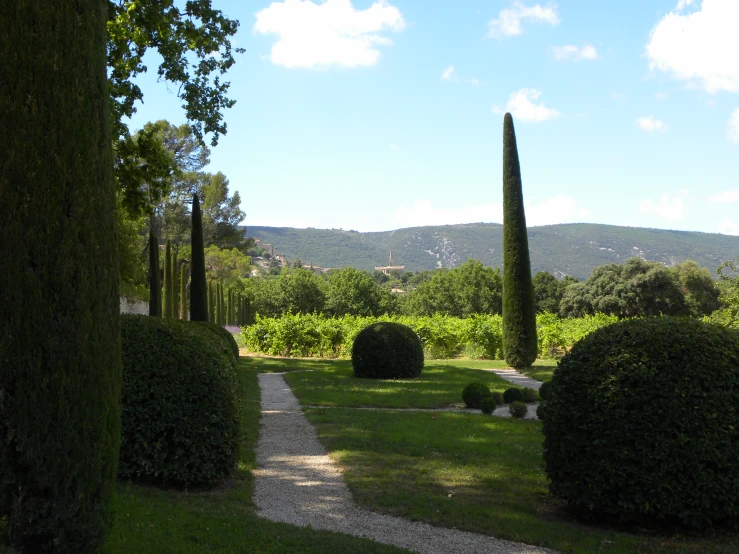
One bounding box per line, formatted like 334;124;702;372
244;223;739;280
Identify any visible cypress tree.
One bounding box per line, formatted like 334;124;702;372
163;239;173;318
173;259;180;319
190;194;208;321
148;231;161;317
227;288;233;325
0;2;121;550
208;281;215;322
501;113;538;368
179;263;188;320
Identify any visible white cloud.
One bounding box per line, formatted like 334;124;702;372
441;65;455;80
440;65;484;85
635;115;669;132
709;189;739;202
552;44;598;61
487;2;559;38
646;0;739;93
639;193;687;222
393;195;587;228
253;0;405;69
492;88;560;122
728;108;739;144
717;220;739;235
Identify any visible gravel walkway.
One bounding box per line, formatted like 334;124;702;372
487;369;542;390
254;373;554;554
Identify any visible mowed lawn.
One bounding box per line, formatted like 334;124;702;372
248;356;739;554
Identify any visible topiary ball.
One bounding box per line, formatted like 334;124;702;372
543;317;739;529
538;380;552;401
120;315;241;488
479;397;497;415
522;387;539;403
462;382;491;408
536;402;546;420
193;321;239;361
352;322;424;379
503;387;524;403
509;401;528;419
491;391;504;405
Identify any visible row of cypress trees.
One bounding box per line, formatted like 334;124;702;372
207;281;252;326
149;237;190;320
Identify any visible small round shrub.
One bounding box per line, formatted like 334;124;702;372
538;380;552;401
522;387;540;403
479;397;497;415
509;401;528;419
543;317;739;529
491;391;504;405
352;322;424;379
120;315;241;488
503;387;524;403
462;382;491;409
536;402;546;420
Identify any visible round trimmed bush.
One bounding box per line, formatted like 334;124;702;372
522;387;539;403
509;401;528;418
193;320;239;362
538;380;552;401
543;317;739;529
536;402;546;420
352;322;424;379
120;315;241;487
480;397;497;415
491;391;504;405
462;382;491;409
503;387;524;403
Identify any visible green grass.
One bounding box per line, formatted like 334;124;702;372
0;358;410;554
246;355;737;554
516;361;557;382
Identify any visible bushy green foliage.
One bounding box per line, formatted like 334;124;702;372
543;317;739;529
352;322;424;379
501;113;538;368
0;2;120;550
462;382;491;409
536;402;546;420
491;391;504;405
533;272;578;313
538;381;552;401
508;401;528;419
120;315;241;487
503;387;524;403
193;321;239;361
243;313;620;360
522;387;539;402
479;397;497;415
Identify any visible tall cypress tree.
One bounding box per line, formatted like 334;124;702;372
190;194;208;321
148;231;161;317
163;239;173;318
179;263;188;320
501;113;538;368
173;258;180;319
0;1;121;550
208;281;215;322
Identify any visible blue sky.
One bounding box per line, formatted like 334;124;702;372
127;0;739;234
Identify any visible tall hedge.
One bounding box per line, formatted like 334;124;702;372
0;1;121;551
148;231;161;317
180;263;188;320
501;113;537;368
190;194;208;321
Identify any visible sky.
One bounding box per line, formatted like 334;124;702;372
126;0;739;234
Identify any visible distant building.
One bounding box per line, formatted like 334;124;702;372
374;248;405;276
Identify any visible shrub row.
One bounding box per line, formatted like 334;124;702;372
242;312;618;359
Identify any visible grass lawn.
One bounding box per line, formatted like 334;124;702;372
247;356;739;554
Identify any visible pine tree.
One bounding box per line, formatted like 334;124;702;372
163;239;173;318
149;231;161;317
501;113;538;368
179;264;188;320
0;2;121;550
190;194;208;321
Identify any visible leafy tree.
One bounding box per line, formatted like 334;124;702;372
279;268;327;314
327;268;387;317
200;171;246;249
533;272;578;314
0;1;121;550
708;257;739;328
501;113;537;368
204;245;251;287
108;1;243;214
559;258;716;318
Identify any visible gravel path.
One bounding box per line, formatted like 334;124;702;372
487;369;543;390
254;373;554;554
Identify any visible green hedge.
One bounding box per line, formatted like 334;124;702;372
242;312;618;360
120;315;241;487
193;321;239;362
352;322;424;379
543;317;739;529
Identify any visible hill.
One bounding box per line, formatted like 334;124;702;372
243;223;739;280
